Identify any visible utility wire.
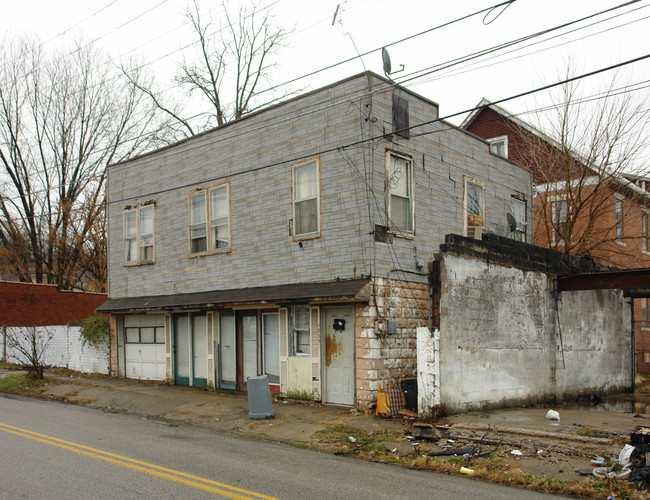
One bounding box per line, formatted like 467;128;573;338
94;52;650;206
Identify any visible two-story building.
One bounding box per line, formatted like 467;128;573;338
97;72;533;410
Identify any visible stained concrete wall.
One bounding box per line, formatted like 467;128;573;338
432;252;632;412
416;234;634;413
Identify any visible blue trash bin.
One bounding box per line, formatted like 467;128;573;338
247;374;275;419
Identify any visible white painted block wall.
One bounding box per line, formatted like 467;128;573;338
3;325;109;375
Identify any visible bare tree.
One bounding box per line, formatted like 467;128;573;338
0;37;170;291
516;70;650;268
4;325;53;379
126;0;292;136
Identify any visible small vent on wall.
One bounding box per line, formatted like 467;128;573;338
467;225;482;240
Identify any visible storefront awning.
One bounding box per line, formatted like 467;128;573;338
96;278;371;313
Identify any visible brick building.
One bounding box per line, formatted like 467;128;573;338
97;73;533;409
462;99;650;372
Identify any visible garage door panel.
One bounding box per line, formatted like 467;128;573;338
140;345;159;362
125;343;165;381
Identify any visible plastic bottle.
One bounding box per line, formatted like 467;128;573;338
591;459;607;467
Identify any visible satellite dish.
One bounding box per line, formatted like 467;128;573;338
506;212;517;232
382;47;392;76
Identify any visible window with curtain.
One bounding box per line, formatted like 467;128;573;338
210;185;230;249
293;159;320;237
388;153;413;233
123;204;155;264
189;184;231;255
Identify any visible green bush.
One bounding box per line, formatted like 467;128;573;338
80;315;110;347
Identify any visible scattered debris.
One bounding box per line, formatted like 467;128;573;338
348;436;357;443
410;423;442;441
511;449;523;456
428;448;476;457
459;466;474;475
398;409;418;418
545;410;560;421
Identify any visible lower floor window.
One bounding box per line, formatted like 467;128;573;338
292;305;310;355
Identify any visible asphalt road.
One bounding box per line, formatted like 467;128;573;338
0;394;567;499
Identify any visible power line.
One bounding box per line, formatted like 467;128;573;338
97;52;650;207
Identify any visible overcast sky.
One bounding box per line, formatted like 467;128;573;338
3;0;649;128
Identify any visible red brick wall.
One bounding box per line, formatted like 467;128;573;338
0;281;107;326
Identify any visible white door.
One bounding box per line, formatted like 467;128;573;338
323;307;355;406
263;313;279;385
124;315;166;380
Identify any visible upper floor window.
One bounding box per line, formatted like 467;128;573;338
642;209;649;254
464;176;484;237
387;152;414;234
189;184;231;256
292;159;320;238
615;194;625;245
392;93;410;139
124;204;154;264
510;197;526;242
551;196;570;245
488;136;508;158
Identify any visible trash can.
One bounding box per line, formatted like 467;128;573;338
247;374;275;420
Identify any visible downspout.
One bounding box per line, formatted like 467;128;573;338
630;297;636;393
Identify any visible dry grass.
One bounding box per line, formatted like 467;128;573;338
410;454;645;499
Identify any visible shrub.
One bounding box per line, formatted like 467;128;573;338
80;315;110;347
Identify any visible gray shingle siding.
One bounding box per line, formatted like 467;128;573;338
106;72;532;299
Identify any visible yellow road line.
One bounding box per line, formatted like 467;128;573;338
0;422;279;500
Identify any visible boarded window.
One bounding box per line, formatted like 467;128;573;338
392;93;410;139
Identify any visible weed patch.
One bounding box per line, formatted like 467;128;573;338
313;424;407;462
0;373;49;394
410;454;645;499
0;360;21;370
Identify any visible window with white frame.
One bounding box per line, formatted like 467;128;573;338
188;184;231;256
489;136;508;158
643;298;649;330
124;204;154;264
642;209;648;253
464;177;484;235
387;152;413;233
292;159;320;238
551;196;570;245
210;185;230;249
291;305;310;356
615;194;624;244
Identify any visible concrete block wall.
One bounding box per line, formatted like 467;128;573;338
67;326;110;375
354;278;429;410
4;325;109;374
5;325;67;367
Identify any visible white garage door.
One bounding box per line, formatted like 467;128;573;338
124;314;166;380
